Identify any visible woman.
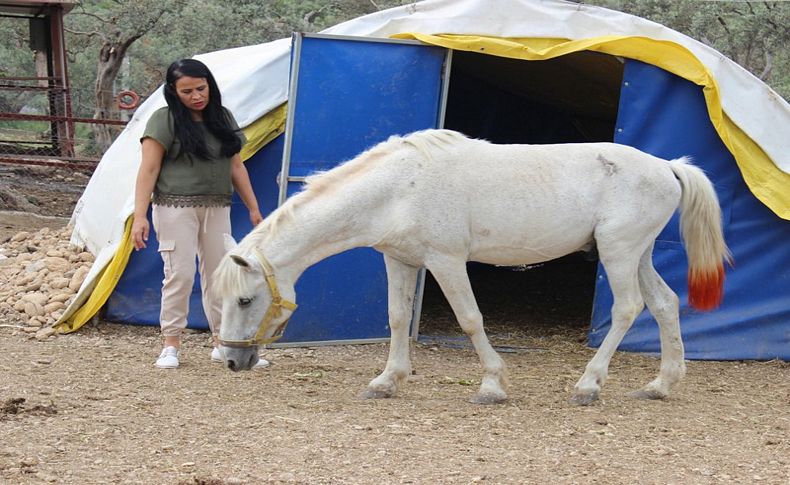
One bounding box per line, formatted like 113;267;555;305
131;59;266;369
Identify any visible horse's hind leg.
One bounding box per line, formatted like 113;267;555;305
428;257;507;404
630;244;686;400
571;251;644;406
362;255;419;399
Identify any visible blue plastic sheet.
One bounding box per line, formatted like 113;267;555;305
590;60;790;360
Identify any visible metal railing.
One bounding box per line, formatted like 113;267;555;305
0;75;132;172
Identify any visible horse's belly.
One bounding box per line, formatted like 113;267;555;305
466;202;596;265
469;236;592;266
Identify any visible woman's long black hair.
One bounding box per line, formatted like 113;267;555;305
163;59;241;159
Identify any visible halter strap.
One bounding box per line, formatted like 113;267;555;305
218;249;297;348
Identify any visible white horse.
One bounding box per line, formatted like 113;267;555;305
215;129;730;405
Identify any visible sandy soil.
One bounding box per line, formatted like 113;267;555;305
1;322;788;484
1;165;789;484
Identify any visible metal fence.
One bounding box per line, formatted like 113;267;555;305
0;75;131;172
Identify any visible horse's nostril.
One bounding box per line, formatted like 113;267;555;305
227;359;236;371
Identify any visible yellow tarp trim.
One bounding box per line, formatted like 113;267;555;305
54;216;135;333
393;33;790;220
240;102;288;162
54;105;288;333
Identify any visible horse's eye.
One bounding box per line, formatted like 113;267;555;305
238;297;253;307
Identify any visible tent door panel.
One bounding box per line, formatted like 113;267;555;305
278;33;449;345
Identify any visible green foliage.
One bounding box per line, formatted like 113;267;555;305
62;0;415;113
4;0;787;124
0;18;38;114
581;0;789;98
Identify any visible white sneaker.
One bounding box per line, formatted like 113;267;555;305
211;346;269;368
210;346;223;363
155;346;179;369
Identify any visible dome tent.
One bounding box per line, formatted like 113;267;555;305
57;0;790;360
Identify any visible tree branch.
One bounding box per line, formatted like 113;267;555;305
760;51;773;80
717;16;731;36
303;3;336;28
64;28;101;38
72;6;112;24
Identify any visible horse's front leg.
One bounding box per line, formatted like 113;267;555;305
362;255;419;399
429;257;507;404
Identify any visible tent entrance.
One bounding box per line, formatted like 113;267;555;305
417;49;624;341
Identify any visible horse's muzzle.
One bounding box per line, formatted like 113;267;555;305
222;346;259;372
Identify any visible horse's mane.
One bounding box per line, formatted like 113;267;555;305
214;129;471;296
401;129;468;160
238;134;404;249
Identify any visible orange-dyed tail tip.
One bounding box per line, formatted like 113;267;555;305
688;265;725;311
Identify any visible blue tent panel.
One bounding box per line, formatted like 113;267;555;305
275;34;446;343
590;60;790;360
288;35;446;173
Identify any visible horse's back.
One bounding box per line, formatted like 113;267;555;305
377;132;681;265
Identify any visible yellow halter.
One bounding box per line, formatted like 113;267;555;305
218;249;298;348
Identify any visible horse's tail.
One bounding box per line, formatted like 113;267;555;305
668;157;732;311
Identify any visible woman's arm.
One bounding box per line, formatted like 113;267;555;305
132;138;165;250
230;153;263;226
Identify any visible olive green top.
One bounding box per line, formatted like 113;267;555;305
141;106;246;207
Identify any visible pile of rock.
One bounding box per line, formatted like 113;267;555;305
0;226;93;339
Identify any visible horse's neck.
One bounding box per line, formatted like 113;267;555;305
262;189;383;282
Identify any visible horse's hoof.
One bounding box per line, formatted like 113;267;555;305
628;388;668;400
569;390;599;406
469;392;507;405
360;388;393;400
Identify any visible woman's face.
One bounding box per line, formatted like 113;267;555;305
174;76;209;118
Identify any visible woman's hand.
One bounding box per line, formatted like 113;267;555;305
132;216;150;250
231;153;263;227
133;138;164;251
249;208;263;227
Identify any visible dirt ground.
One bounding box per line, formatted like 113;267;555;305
1;165;789;484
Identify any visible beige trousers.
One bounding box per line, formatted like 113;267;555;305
152;204;231;337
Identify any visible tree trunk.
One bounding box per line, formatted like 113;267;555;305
92;38;137;152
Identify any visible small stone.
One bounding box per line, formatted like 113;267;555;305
49;277;70;290
26;317;43;327
25;261;46;273
11;232;30;242
23;281;43;292
24;301;45;317
44;301;64;313
68;266;89;292
22;292;49;306
42;257;70;272
35;327;56;340
50;292;73;303
17;273;35;285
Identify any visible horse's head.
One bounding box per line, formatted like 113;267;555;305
215;234;297;371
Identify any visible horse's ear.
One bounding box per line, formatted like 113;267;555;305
229;254;252;268
223;233;238;252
